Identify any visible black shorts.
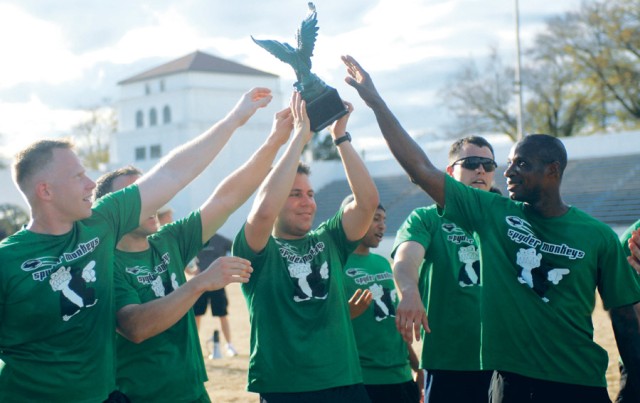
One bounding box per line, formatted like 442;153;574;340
365;380;420;403
489;370;611;403
424;369;492;403
193;289;227;316
260;383;371;403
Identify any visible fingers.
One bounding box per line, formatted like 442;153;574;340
348;288;363;303
250;87;272;101
396;314;415;343
205;256;253;286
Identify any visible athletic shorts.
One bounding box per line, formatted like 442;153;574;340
489;370;611;403
424;369;492;403
259;383;371;403
193;289;227;316
365;380;420;403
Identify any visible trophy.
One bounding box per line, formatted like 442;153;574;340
252;2;348;132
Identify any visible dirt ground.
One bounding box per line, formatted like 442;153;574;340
198;284;621;402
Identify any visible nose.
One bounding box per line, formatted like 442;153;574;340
87;177;97;190
504;162;514;178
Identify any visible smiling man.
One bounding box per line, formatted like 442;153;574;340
392;136;497;403
342;195;421;403
343;54;640;403
0;87;272;402
232;93;379;403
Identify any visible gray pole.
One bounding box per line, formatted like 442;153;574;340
514;0;524;139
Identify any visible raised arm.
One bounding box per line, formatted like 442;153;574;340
329;102;379;241
135;87;272;224
198;107;293;243
342;55;446;206
393;241;430;343
117;255;252;343
244;92;313;252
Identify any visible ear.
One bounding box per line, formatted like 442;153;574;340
546;161;561;180
445;165;454;177
35;181;53;201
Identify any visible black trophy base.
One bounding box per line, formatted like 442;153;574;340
306;86;348;132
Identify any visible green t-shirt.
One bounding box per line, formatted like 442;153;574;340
233;210;363;393
392;205;483;371
443;175;640;387
114;211;207;402
343;252;413;385
0;185;141;403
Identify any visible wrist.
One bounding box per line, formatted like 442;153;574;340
333;132;352;146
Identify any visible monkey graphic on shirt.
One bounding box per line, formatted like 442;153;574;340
346;267;396;321
277;240;330;302
457;245;480;287
288;261;329;301
516;248;570;302
49;261;98;321
441;222;480;287
506;216;577;302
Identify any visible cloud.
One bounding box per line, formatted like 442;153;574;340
0;0;584;157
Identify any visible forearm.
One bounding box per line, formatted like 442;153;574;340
135;87;271;221
245;135;307;250
610;302;640;382
200;134;284;242
393;242;424;298
337;141;379;241
137;118;242;219
117;279;207;343
369;103;445;206
394;259;421;299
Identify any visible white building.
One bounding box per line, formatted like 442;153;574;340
111;50;283;239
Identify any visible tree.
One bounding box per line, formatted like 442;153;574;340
533;0;640;127
441;0;640;139
0;203;29;239
72;107;116;170
523;55;594;137
309;131;340;160
441;49;519;140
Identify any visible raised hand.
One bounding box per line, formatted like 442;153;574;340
227;87;273;127
341;55;383;108
269;107;294;146
198;256;253;290
329;101;354;139
290;91;312;145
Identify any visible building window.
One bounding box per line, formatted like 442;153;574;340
160;80;165;92
135;147;146;161
136;110;144;128
150;144;162;159
149;108;157;126
145;83;150;95
163;105;171;124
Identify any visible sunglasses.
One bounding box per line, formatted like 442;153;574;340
451;156;498;172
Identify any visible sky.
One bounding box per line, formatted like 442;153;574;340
0;0;584;160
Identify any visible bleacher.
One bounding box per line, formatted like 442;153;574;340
313;153;640;234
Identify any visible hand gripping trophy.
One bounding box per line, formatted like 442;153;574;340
252;2;348;132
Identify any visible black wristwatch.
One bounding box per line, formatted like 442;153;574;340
333;132;352;146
